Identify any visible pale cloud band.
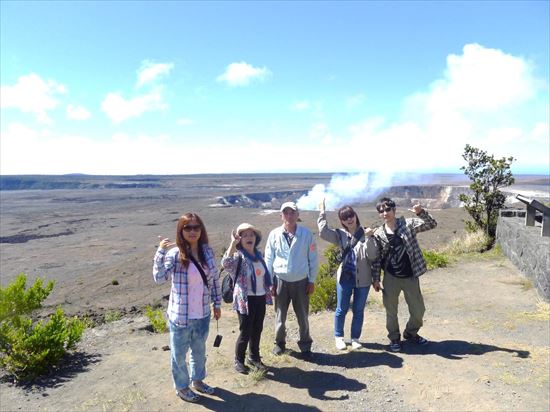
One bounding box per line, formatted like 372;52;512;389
66;104;91;121
136;61;174;88
0;73;66;124
101;87;167;124
1;44;548;175
217;61;271;86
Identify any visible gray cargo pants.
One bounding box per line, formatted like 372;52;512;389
274;277;312;352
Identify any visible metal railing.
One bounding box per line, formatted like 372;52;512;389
515;194;550;237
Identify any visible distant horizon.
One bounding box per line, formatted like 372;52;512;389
0;171;547;179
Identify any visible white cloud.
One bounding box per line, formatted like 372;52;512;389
342;43;548;174
136;61;174;88
0;73;66;124
66;104;91;120
346;93;366;108
177;117;194;126
216;62;271;86
101;87;167;124
291;101;311;111
425;43;537;114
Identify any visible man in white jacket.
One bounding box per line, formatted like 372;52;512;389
265;202;319;359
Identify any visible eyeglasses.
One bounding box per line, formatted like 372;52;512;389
182;224;202;232
378;207;394;213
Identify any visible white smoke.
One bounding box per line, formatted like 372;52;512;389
297;171;398;211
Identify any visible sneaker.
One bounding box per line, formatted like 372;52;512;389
404;333;429;345
234;360;249;374
247;358;268;371
272;344;285;356
351;339;362;350
176;388;200;403
335;337;347;350
389;339;402;352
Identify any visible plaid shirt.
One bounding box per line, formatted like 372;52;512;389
153;244;221;327
372;210;437;281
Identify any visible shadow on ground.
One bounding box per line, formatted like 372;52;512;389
0;352;102;390
199;387;321;411
288;348;404;369
362;340;530;359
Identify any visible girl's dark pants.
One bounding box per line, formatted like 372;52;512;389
235;295;266;363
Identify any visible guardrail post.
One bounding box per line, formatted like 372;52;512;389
525;205;536;226
543;214;550;237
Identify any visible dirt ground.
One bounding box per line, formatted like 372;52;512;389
1;253;549;412
1;176;549;411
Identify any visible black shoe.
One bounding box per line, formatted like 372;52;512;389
234;360;249;374
272;345;285;356
403;333;429;345
247;358;268;371
389;339;402;352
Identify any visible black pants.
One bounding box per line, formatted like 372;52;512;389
235;295;266;363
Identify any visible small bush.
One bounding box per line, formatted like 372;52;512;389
423;250;449;270
0;274;85;381
104;310;122;323
442;230;491;255
145;306;167;333
310;272;337;313
310;245;339;313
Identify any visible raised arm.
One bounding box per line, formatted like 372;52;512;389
152;237;176;284
406;205;437;234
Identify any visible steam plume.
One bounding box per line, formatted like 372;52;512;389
297;171;397;211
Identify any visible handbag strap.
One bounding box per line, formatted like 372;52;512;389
188;254;209;287
341;226;365;261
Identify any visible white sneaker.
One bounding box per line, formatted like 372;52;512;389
351;339;362;350
335;337;347;350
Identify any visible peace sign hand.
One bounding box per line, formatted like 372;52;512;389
158;236;176;250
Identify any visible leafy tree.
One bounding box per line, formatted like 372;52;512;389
459;144;515;244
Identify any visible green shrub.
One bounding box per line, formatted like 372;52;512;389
310;245;339;313
441;230;491;255
104;310;122;323
423;250;449;270
0;274;54;323
145;306;167;333
0;274;85;381
310;273;337;313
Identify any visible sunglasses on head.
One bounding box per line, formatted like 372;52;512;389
182;224;202;232
378;206;394;213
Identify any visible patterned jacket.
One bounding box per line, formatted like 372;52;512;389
372;210;437;280
221;250;273;315
153;244;221;327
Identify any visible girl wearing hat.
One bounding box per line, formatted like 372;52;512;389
221;223;273;374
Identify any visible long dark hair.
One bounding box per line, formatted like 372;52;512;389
338;205;361;228
175;213;209;268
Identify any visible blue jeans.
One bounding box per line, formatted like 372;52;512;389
334;278;370;339
169;316;210;390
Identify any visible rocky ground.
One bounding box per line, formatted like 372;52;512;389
1;253;549;412
1;175;549;411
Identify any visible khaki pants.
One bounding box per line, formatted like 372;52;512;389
382;273;425;341
274;277;312;352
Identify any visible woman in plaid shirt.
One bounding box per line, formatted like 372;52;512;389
153;213;221;403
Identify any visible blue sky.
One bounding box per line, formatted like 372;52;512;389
1;1;548;175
